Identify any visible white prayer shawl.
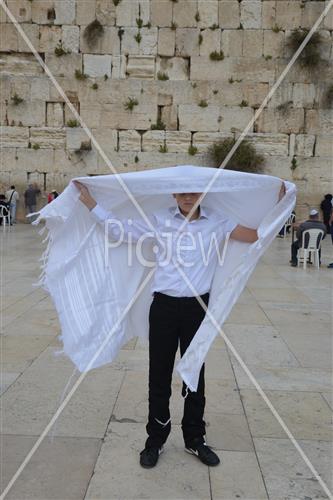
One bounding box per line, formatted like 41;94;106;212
33;166;296;392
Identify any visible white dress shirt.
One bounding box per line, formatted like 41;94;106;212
91;204;237;297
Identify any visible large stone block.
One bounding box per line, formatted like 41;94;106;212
6;0;32;22
242;82;269;108
142;130;166;151
197;0;219;28
219;0;240;29
173;0;198;28
0;126;29;148
294;134;315;157
31;0;55;24
80;26;120;55
7;100;45;127
39;25;62;52
323;1;333;30
175;29;200;57
242;30;263;58
0;24;18;51
9;77;30;101
80;103;102;128
165;131;191;152
96;0;117;26
240;1;262;29
219;106;254;133
54;0;75;25
246;133;290;156
193;131;231;151
115;0;145;26
15;148;55;173
151;0;172;27
315;135;333;157
268;83;293;109
46;102;64;127
84;54;112;78
119;130;141;151
112;55;127;79
262;1;276;29
76;0;95;25
30;127;66;149
301;1;324;29
293;83;316;109
158;29;176;57
91;127;118;155
45;53;82;77
256;108;305;134
305;109;333;134
122;28;158;56
161;105;178;130
191;56;231;81
221;30;243;57
156;57;190;81
101;102;156;129
179;104;220;131
31;78;50;101
62;25;80;53
199;29;221;56
17;23;40;52
276;1;302;29
263;31;285;58
66;127;91;150
230;58;275;83
127;56;155;79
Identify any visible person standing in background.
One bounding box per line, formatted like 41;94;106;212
320;194;332;233
24;183;41;222
5;185;19;225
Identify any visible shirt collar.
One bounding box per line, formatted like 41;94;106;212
171;205;209;220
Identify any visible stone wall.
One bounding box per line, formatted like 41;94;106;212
0;0;332;219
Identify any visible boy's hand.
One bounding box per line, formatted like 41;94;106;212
278;181;286;202
73;180;97;211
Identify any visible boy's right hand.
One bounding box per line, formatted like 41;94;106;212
73;180;97;211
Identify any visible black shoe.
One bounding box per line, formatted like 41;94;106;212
290;261;297;267
139;445;163;468
185;443;220;466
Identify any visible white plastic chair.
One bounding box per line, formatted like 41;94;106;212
0;205;11;231
298;228;325;269
282;213;296;238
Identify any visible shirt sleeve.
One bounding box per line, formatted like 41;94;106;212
90;203;156;243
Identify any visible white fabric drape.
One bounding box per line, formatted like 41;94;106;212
32;165;296;391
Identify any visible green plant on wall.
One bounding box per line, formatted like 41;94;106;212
325;85;333;107
159;144;168;153
157;71;169;81
291;156;298;171
83;19;104;47
151;118;166;130
208;138;265;173
188;145;198;156
11;93;24;105
124;97;139;111
54;42;70;57
75;69;88;80
210;50;224;61
288;29;322;68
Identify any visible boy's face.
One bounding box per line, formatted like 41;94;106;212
173;193;202;214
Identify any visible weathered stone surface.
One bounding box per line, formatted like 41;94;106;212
246;133;289;156
101;102;156;130
80;26;120;55
173;0;198;27
193;131;231;151
151;0;172;27
31;0;55;24
127;56;155;79
46;102;64;127
30;127;66;149
262;1;276;29
95;0;117;25
0;126;29;148
83;54;112;78
17;23;40;52
39;25;62;52
199;29;221;56
276;0;302;29
191;56;230;81
6;0;32;22
175;28;200;57
161;105;178;130
243;30;263;58
112;55;127;79
231;58;275;83
76;0;95;25
315;134;333;157
142;130;166;151
116;0;146;26
45;53;82;77
122;28;158;56
257;108;305;134
293;83;316;109
7;101;45;127
0;24;18;51
62;25;80;53
305;109;333;134
156;57;190;81
66;127;89;150
294;134;315;157
241;1;262;29
219;106;254;133
54;0;75;25
263;31;285;58
118;130;141;151
179;104;220;131
158;29;176;57
219;0;240;28
165;131;191;153
243;82;269;108
221;30;243;57
197;0;219;28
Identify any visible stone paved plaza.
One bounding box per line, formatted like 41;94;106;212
1;223;332;500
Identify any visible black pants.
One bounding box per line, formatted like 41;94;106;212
291;240;321;264
146;292;209;449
